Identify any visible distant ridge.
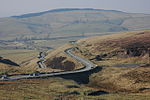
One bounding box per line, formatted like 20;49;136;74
0;8;149;41
11;8;124;18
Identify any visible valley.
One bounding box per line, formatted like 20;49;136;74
0;8;150;100
0;30;150;100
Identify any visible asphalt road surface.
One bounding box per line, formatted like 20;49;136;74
0;48;96;81
37;52;47;68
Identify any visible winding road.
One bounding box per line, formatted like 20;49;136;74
37;52;47;68
0;48;96;81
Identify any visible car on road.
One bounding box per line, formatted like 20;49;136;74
29;72;40;76
1;75;8;80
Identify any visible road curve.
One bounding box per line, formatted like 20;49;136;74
0;48;96;81
37;52;47;68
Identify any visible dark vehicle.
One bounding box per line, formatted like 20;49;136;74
1;75;8;80
29;72;40;76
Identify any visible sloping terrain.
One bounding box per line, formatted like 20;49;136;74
73;30;150;93
44;44;83;71
89;66;150;93
0;8;150;40
0;57;20;75
0;57;19;66
0;49;41;76
1;78;150;100
76;30;150;66
0;30;150;99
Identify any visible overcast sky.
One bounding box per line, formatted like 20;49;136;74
0;0;150;18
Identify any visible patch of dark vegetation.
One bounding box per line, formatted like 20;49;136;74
120;33;150;58
124;42;150;57
0;57;19;66
0;56;3;60
139;88;150;91
45;56;75;71
137;32;145;35
94;54;108;61
59;91;80;97
99;44;149;58
87;90;109;96
66;85;80;88
140;64;150;67
67;91;80;95
94;31;150;59
89;81;119;92
113;63;144;68
0;83;5;85
122;67;150;83
55;91;81;100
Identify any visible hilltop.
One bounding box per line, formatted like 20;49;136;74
12;8;124;18
0;8;150;41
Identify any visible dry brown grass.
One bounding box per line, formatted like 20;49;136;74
0;78;80;100
0;77;149;100
72;30;150;94
89;67;150;93
0;43;82;75
75;30;150;66
0;49;56;75
0;30;150;99
0;49;42;75
0;49;38;65
0;62;40;75
45;44;83;71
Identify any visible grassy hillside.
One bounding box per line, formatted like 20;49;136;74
0;49;40;75
0;8;150;41
1;78;150;100
75;30;150;66
71;30;150;93
0;49;38;65
0;30;150;99
38;30;150;94
0;44;82;75
44;44;83;71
